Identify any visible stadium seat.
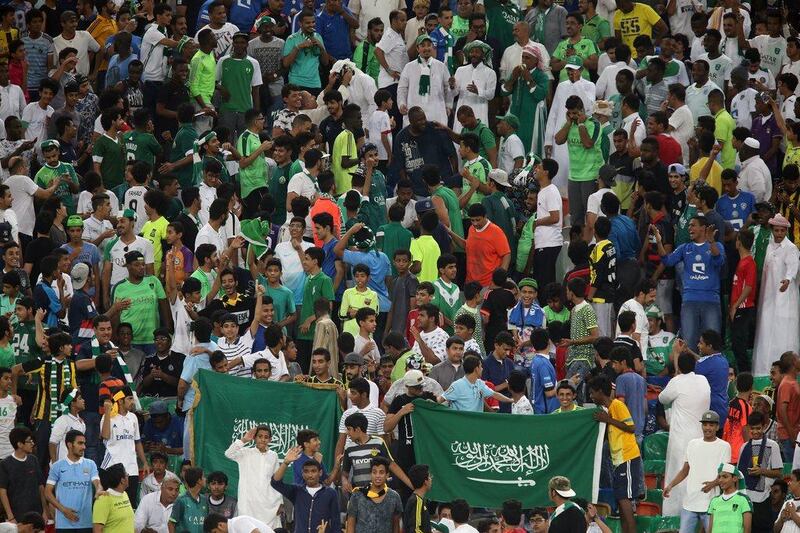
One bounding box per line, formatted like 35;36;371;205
637;501;661;516
643;432;669;461
644;473;659;490
645;488;663;507
593;502;612;517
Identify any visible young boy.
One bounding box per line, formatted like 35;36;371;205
610;346;647;444
431;254;462;334
218;287;264;377
207;471;238;519
292;429;339;486
376;204;412;276
170;468;209;532
507;278;546;347
141;189;170;278
123;109;161;168
454;281;484;350
516;189;537;276
724;372;753;463
453;314;482;355
588;216;617;338
354;307;381;364
528;328;558;414
35;138;79;215
0;271;20;317
508;370;533;415
339;264;379;337
140;451;181;496
122;161;150;234
48;386;85;463
707;463;753;532
367;89;393;170
260;258;297;332
0;367;16;459
542;283;570;324
735;411;782;531
406;282;435;347
296;247;334;367
386;249;417;338
645;305;674;376
730;229;757;373
165;221;194;286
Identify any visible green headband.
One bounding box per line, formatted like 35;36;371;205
518;278;538;290
196;131;217;147
62;388;78;409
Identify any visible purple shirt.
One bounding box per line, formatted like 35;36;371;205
750;113;780;175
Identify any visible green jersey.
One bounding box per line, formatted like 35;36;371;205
35;161;79;214
112;276;166;344
190;269;216;304
298;271;334;340
675;204;698;245
431;184;464;251
460;120;496;161
170;493;209;533
11;320;40;391
451;16;470;40
599;122;614;161
431;278;463;334
270;163;291;226
566;118;604;181
516;213;536;272
363;168;388;228
567;301;598;365
707;492;752;532
552;38;599;81
582;15;611;44
170;123;198;188
462;155;491;214
376;222;413;275
544;305;570;324
483;0;520;49
237;129;268;200
352;41;380;82
218;55;260;112
482;191;518;256
261;282;296;324
123;129;162;166
92;133;126;189
646;330;674;376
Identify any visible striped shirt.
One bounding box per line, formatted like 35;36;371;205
339;405;385;448
218;333;254;378
342;436;392;487
21;357;77;422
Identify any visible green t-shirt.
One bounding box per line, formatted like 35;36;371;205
431;185;464;251
282;31;326;88
431;278;463;333
600;122;614;161
261;282;297;324
190;269;216;303
93;134;126;189
552;38;599;81
352;41;380;82
189;49;216;103
34;161;79;214
340;286;379;336
141;216;169;277
112;276;166;344
482;191;518;255
582;14;611;45
12;320;40;391
567;118;605;181
714;109;736;170
92;491;135;533
332;129;358;195
483;0;520;49
543;304;570;324
707;492;752;531
270;163;292;226
123;129;162;166
646;330;674;376
410;235;441;283
376;222;413;275
298;271;334;340
462;156;491;214
461;120;496;161
567;301;598;364
170;493;209;533
170;123;198;188
516;213;536;272
0;344;14;371
675;204;698;245
451;16;470;40
390;349;414;381
218;55;258;112
237;129;268;200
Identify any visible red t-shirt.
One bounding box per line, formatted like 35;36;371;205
466;221;511;286
777;376;800;440
732;255;757;309
723;397;751;463
656;134;682;166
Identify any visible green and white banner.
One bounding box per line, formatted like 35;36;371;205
412;400;604;508
191;370;341;492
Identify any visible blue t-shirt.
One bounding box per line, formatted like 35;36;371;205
61;242;101;270
321;239;344;299
442;376;494;412
716;191;755;231
142;414;184;448
105;33;142;55
696;353;730;427
614;370;647;437
315;8;354;60
292;453;329;485
609;215;640;261
529;354;558;414
342;249;391;312
482;355;514;413
661;241;726;303
195;0;217;28
68;289;98;345
47;457;100;529
105;54;138;87
33;281;61;328
229;0;266;31
180;343;216;411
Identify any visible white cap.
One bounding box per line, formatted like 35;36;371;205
744;137;760;149
403;369;424;387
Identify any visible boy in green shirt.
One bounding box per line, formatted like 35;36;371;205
707;463;752;533
92;109;127;190
431;254;462;333
92;464;135;533
376;204;412;275
332;104;361;195
170;467;209;533
141;189;170;278
123;109;162;167
340;263;378;336
458;132;492;216
237;109;274;217
297;246;334;343
162;104;199;188
35;139;78;214
516;189;537;275
259;258;297;330
482;169;518;259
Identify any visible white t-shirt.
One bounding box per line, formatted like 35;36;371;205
339;404;385;438
49;412;85;463
511;396;534;415
668;104;694;165
123;185;149;234
227;516;274;533
5;174;38;237
367;109;392;160
287;172;318;204
83;216;115;252
170;294;194;356
534;183;563;248
777;499;800;533
616;298;649;354
683;437;731;512
141;25;169;81
105;236;155;286
0;83;26;123
21;102;54;144
243;348;290;381
198;182;217;226
730;88;757;130
385;196;417;228
587;187;613;217
0;396;15;459
53;31;100;76
354;334;380;364
686;80;720;126
195;224;227;254
77;190;120;217
697;52;732;88
376;29;408;88
498;134;525;175
412;327;449;362
101;411;141;476
196;23;239;60
749;68;777;91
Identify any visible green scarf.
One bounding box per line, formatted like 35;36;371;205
91;336;141;411
418;58;431;97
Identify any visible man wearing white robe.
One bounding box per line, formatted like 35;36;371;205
398;34;453;128
224;427;283;528
544;57;595;193
330;59;378;132
658;353;711;516
453;40;497;133
500;22;552;82
738;137;773;203
753;213;800;376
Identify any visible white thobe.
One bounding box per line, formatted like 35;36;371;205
224;440;283;528
753;237;800;376
397;57;453;127
453;62;497;133
499;40;552;81
340;71;378;130
544;78;596;193
739;155;773;203
595;62;635;99
658;372;711;516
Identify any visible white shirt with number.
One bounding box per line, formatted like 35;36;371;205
0;396;16;459
123;185;149;235
100;411;141;476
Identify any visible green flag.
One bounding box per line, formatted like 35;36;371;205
411;400;604;508
191;370;341;493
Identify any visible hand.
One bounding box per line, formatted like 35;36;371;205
748;466;763;476
62;508;79;522
781;279;791;292
448;76;456;89
566;46;576;57
391;70;400;81
467;82;478;94
663;485;671;498
558;338;572;347
400;402;415;416
650;224;662;243
410;325;421;340
244;427;258;442
631;118;641;132
705;224;718;241
117;298;132;310
701;480;717;493
710;142;722;157
593;409;612;424
729;306;737;322
261;140;274;152
317;519;329;533
544;145;552;158
349;222;365;234
203;107;217;118
364;340;376;353
11;394;20;406
34;308;46;322
284;445;302;464
140;462;151;477
399;104;408;114
159;162;174;173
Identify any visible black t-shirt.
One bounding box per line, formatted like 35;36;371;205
319;115;344;152
613;335;642;366
156;82;190;137
388;393;435;469
482;288;516;352
670;189;687;221
549;505;587;533
403;494;431;533
0;455;44;517
176;213;200;252
24;237;55;284
202;294;256;336
139;352;185;397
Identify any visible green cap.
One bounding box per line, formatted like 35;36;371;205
496;112;520;130
66;215;84;228
415;34;433;46
256;15;276;28
40;139;60;151
564;56;584;69
122;208;137;221
645;304;662;319
518;278;538;290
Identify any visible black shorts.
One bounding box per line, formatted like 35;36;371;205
613;456;643;501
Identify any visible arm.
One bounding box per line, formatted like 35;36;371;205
663;462;690;497
388;461;413;489
384;403;413;432
554;120;571;146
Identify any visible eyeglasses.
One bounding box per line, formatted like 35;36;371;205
530;518;546;524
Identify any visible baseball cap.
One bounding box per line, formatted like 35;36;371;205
564;56;583;70
598;164;617;184
415;198;434;213
343;352;364;366
122;208;137;221
66;215;84;228
124;250;145;265
548;476;576;498
416;34;433;46
667;163;687;176
488;169;510;188
70;263;89;290
495;112;520;130
148;400;169;416
403;369;424;387
255;15;276;28
700;410;720;424
645;305;662;319
756;394;774;409
153;327;171;340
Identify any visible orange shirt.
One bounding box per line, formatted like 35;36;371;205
777;376;800;440
466;221;511;286
310;196;342;247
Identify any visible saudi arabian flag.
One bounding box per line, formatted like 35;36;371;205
191;370;341;493
412;400;605;508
